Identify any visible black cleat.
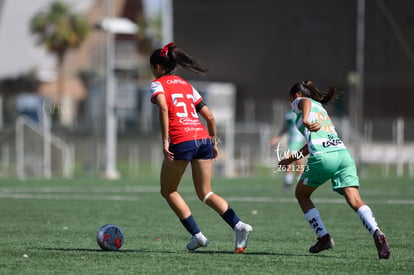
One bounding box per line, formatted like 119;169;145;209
373;230;390;259
309;234;334;253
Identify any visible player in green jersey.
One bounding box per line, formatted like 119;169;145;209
278;81;390;259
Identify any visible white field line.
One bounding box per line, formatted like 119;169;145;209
0;186;160;201
0;186;160;193
0;188;413;205
0;193;139;201
227;197;414;205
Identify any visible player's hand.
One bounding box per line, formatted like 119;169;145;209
303;121;321;132
163;141;174;161
269;136;280;146
278;158;294;167
212;145;218;161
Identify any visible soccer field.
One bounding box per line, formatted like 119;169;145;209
1;175;413;274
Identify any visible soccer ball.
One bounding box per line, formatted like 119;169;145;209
96;224;124;251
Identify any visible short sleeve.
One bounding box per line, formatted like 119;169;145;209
150;81;164;104
291;98;302;113
192;86;203;105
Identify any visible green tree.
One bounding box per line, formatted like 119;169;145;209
30;1;90;102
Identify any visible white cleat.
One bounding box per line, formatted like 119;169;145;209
186;232;209;252
234;221;253;253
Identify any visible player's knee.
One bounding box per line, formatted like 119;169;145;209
295;193;304;203
160;189;168;199
294;188;304;200
295;190;312;205
295;182;312;201
160;188;175;200
200;191;214;203
346;197;365;211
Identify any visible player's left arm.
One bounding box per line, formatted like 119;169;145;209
155;94;173;160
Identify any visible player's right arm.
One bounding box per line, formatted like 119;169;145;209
198;105;218;160
298;98;321;132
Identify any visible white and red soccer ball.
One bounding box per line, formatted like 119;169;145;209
96;224;124;251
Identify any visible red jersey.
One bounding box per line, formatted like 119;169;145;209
150;75;210;144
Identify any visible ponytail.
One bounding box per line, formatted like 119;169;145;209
290;81;337;104
150;42;208;75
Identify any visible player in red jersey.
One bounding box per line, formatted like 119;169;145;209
150;43;252;253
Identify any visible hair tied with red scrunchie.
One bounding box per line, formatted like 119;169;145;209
160;42;175;57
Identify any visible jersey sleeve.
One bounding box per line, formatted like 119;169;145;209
150;81;165;104
192;86;203;105
291;98;302;113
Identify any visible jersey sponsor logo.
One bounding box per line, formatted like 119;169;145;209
166;79;187;85
322;135;343;148
184;126;204;133
179;117;200;126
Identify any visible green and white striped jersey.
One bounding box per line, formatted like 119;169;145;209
291;97;346;156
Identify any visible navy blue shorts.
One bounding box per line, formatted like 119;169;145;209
169;139;213;161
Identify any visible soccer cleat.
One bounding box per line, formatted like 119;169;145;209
234;222;253;253
373;230;390;259
309;234;334;253
186;232;209;252
234;247;246;254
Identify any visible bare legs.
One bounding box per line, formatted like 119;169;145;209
191;159;228;214
295;181;389;258
295;181;366;213
295;181;317;213
342;186;365;211
160;158;229;220
160;159;191;219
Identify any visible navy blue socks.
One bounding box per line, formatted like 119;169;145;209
222;208;240;229
180;215;201;235
181;208;240;234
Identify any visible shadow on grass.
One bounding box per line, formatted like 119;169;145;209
38;247;175;253
194;250;346;258
38;247;348;258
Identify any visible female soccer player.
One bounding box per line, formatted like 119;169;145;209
149;43;252;253
270;109;305;190
278;81;390;259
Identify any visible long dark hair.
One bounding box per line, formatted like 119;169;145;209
289;81;337;104
150;42;208;75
